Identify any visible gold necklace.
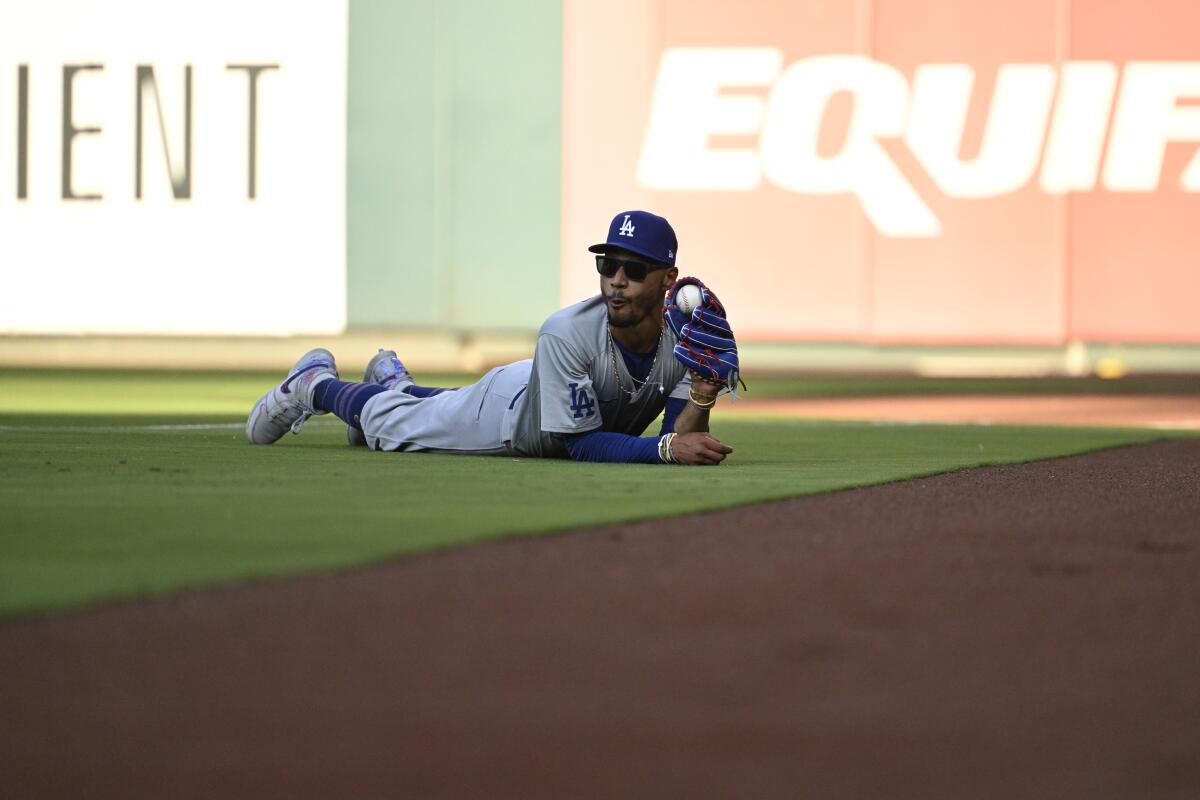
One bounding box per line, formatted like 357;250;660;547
607;326;664;396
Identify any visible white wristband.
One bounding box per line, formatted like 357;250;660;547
658;433;677;464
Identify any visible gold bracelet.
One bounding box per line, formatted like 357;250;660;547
689;387;718;409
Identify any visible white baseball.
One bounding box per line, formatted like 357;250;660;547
676;284;702;317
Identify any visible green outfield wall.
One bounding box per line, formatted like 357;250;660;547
347;0;563;332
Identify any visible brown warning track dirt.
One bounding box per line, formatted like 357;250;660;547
2;440;1199;799
726;393;1200;429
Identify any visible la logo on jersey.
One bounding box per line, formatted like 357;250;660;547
618;215;636;238
568;382;596;419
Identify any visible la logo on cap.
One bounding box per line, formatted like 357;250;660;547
588;209;677;267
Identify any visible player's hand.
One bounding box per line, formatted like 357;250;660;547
671;432;733;466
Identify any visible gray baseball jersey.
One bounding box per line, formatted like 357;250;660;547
509;295;692;458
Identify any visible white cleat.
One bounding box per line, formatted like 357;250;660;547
347;349;412;447
245;348;339;445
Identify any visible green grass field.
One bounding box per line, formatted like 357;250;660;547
1;368;1191;618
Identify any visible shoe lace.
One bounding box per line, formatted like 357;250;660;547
290;411;313;435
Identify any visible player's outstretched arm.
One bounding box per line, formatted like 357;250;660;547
563;429;732;466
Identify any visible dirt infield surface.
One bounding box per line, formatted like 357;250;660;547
728;393;1200;429
2;439;1199;799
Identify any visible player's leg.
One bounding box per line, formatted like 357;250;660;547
347;349;459;446
245;348;339;444
359;359;531;454
312;379;390;438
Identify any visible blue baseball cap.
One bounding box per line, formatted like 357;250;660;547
588;210;677;267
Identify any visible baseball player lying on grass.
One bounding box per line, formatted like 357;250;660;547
246;210;740;466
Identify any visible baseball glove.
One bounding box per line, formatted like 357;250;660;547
664;277;742;392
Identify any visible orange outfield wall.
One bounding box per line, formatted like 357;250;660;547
561;0;1200;344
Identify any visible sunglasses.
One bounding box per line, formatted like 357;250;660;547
595;255;668;282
